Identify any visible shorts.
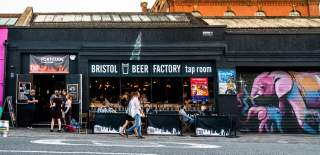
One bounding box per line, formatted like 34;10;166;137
126;114;134;121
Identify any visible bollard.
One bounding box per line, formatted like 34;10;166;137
0;120;9;137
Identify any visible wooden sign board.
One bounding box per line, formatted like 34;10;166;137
3;96;16;127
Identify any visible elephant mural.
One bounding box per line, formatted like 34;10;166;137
246;106;283;133
238;71;320;134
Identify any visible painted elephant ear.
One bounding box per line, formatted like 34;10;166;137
273;71;293;98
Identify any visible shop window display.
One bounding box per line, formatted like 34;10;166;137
89;78;120;110
89;77;215;113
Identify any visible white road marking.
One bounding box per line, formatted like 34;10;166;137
0;150;156;155
162;142;221;149
30;139;222;149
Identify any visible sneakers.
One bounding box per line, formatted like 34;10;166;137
27;126;33;129
119;131;125;136
50;129;62;132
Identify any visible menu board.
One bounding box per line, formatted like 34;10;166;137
190;78;209;103
18;82;31;100
67;84;78;103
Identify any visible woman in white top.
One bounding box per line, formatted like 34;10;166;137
63;94;72;126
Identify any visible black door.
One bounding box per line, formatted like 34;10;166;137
33;74;66;124
16;74;33;126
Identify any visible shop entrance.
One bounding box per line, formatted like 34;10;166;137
33;74;66;124
16;73;82;127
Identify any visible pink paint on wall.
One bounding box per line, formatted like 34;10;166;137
0;28;8;107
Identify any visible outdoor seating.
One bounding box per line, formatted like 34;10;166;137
179;116;191;134
78;112;88;134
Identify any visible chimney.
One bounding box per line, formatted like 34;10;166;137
16;7;33;26
141;1;148;13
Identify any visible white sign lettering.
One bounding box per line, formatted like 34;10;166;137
185;65;212;75
153;65;181;74
40;57;64;64
91;65;118;74
131;65;148;74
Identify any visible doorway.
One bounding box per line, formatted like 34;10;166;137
33;74;66;124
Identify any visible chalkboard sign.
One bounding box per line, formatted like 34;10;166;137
3;96;16;127
18;82;31;101
67;84;78;103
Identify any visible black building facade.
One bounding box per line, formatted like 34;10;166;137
5;14;320;134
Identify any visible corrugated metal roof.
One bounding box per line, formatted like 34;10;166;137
0;18;18;26
203;17;320;28
33;13;190;23
29;12;208;28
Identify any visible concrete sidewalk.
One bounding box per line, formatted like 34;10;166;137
4;127;320;145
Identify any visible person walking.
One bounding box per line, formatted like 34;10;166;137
50;90;62;132
126;91;144;139
119;93;137;136
26;89;38;129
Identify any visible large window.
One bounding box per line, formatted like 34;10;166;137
152;78;182;104
183;77;214;111
90;77;120;104
255;11;266;16
89;77;214;112
224;11;235;16
89;60;215;112
289;10;300;16
121;77;151;104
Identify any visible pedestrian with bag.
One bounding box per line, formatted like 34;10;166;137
119;93;138;136
125;91;145;139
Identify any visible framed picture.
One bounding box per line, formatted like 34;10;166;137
218;69;237;95
18;82;31;100
67;84;78;102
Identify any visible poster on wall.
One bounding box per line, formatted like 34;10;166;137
18;82;31;101
190;78;209;103
218;69;237;95
67;84;78;103
29;55;69;74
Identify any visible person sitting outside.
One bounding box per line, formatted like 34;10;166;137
179;105;194;125
199;105;211;116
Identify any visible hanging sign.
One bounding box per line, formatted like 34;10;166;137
29;55;69;74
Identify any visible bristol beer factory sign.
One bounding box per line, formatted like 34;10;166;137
89;62;213;77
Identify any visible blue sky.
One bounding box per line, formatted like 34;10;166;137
0;0;156;13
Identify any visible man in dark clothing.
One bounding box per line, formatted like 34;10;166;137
26;89;38;129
